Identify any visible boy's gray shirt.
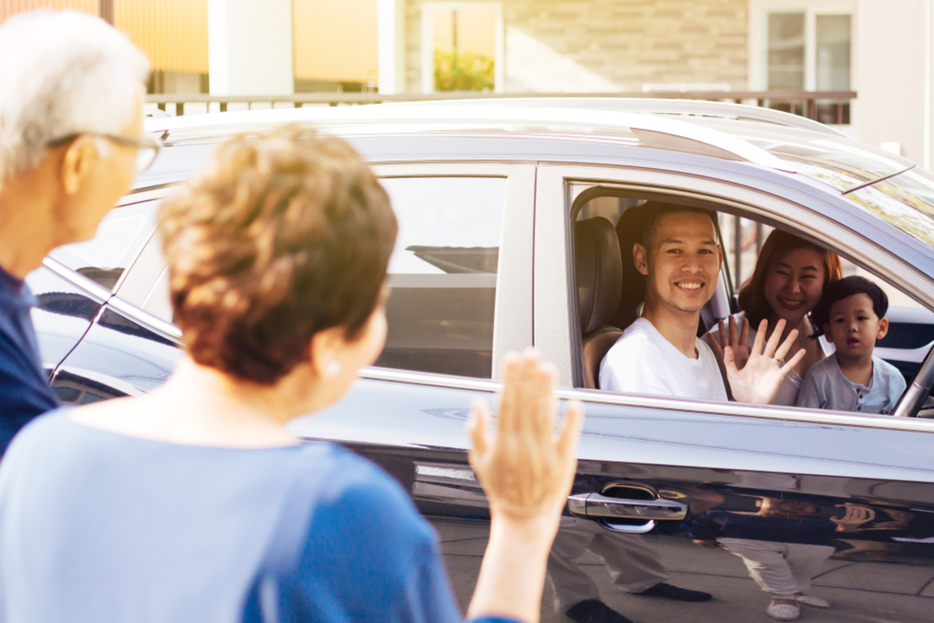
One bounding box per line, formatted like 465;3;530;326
796;354;906;414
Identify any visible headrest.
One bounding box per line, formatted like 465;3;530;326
615;204;648;308
576;217;622;334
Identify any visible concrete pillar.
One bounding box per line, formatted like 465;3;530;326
377;0;406;94
208;0;294;96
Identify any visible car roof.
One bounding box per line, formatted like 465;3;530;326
143;99;914;194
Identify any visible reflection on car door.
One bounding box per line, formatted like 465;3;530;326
553;394;934;622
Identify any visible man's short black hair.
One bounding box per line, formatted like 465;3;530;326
638;203;718;251
811;275;888;337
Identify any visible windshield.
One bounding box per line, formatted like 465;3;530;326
843;167;934;249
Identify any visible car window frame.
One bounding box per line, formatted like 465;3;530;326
110;162;537;383
538;162;934;430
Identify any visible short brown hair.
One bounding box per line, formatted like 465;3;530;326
737;229;842;327
158;126;397;385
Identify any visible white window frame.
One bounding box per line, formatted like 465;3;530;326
420;1;505;94
749;0;857;92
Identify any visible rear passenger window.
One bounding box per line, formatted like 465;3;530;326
377;176;506;378
48;201;158;291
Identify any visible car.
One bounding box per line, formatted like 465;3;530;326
30;99;934;622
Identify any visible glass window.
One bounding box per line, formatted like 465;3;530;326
816;15;851;91
378;176;506;378
48;201;159;291
761;8;853;125
768;13;805;90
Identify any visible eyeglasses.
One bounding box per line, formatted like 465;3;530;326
46;132;163;173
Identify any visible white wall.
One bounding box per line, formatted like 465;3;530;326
378;0;406;94
856;0;931;166
208;0;294;96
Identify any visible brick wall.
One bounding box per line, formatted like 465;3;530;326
405;0;748;93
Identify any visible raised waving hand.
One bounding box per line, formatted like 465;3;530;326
467;349;584;520
707;315;751;372
723;318;806;404
465;349;585;623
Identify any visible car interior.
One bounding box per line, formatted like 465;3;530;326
571;192;934;415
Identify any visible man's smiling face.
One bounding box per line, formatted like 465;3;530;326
634;211;722;316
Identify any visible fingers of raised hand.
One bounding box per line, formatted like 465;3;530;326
556;400;584;462
773;328;799;363
713;319;726;348
531;361;559;444
728;315;739;346
472;350;585;519
751;318;769;355
783;347;806;372
723;345;737;373
467;397;491;459
497;351;523;436
762;318;786;357
708;327;724;359
739;318;749;346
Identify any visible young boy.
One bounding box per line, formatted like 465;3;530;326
796;276;906;414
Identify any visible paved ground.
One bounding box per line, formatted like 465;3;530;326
432;519;934;623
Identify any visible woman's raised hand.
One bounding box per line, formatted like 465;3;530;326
465;350;585;622
707;315;751;371
467;349;584;523
724;318;806;404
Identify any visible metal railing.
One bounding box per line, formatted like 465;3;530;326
146;90;856;125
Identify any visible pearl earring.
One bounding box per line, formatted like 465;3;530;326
325;360;341;377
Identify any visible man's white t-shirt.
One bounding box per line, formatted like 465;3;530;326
599;318;728;400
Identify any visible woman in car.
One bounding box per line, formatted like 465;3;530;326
0;127;583;623
707;229;842;405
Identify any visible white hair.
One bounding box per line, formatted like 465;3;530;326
0;10;150;178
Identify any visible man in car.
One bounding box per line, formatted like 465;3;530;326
0;10;150;453
599;204;804;402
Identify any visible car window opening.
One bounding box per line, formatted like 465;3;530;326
571;192;930;419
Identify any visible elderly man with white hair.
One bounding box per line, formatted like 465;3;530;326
0;10;153;453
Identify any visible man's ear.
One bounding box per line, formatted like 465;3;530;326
633;243;649;276
59;136;98;196
877;317;889;341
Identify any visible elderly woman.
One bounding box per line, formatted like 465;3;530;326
0;128;583;623
707;229;843;405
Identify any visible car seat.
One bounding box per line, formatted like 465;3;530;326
575;217;623;389
611;203;649;331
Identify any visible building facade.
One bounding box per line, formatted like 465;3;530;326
2;1;932;167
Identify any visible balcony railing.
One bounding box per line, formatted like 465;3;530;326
146;90;856;126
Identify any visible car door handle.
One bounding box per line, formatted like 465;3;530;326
567;493;688;521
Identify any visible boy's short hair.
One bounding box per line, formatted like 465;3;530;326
811;275;888;337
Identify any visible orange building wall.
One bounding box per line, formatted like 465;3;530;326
293;0;377;84
1;0;378;84
0;0;96;22
114;0;208;75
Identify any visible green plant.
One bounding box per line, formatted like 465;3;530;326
434;49;494;92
